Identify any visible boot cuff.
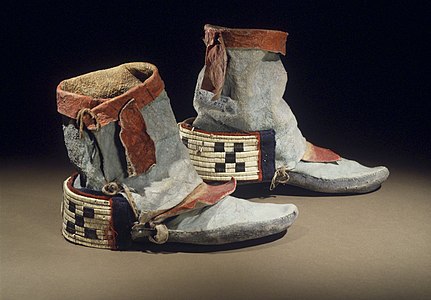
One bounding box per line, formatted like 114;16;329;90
56;62;165;128
204;24;288;55
56;62;165;178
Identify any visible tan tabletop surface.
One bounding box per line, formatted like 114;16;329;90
1;157;430;300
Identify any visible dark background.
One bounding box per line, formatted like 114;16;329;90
2;1;430;166
1;3;430;300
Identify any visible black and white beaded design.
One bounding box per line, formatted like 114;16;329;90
179;123;276;182
61;179;114;248
63;200;105;240
62;196;112;241
213;142;246;174
61;176;137;250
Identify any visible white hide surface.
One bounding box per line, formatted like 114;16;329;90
67;91;203;214
123;91;203;213
191;49;390;193
193;49;306;170
165;195;298;244
63;124;106;190
289;159;390;193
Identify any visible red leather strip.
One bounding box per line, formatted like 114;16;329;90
256;132;263;182
201;33;227;99
152;178;237;223
108;198;117;250
204;24;288;55
56;89;104;120
57;63;163;178
119;99;156;176
302;142;341;162
88;71;164;129
56;63;164;129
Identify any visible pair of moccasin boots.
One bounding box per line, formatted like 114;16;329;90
57;25;389;250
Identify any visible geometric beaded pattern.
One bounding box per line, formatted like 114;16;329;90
179;124;261;182
61;178;114;249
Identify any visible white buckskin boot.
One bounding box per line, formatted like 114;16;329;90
57;62;298;249
179;24;389;194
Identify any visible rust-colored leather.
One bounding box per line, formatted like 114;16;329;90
57;63;164;177
152;178;237;224
201;24;288;99
119;99;156;176
204;24;287;54
302;142;341;163
201;32;228;100
57;64;164;130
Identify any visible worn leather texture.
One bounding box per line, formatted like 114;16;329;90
57;63;163;178
201;24;287;99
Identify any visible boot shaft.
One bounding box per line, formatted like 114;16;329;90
200;24;287;100
193;25;306;168
57;63;204;210
186;25;389;193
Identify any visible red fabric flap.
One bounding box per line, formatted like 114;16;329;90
302;142;341;163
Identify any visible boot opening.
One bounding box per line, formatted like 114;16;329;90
61;63;154;99
126;64;153;83
262;52;280;62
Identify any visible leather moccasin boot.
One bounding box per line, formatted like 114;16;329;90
57;62;298;249
180;25;389;194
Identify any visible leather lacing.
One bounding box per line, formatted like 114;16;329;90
270;166;290;191
101;181;169;244
76;108;100;138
